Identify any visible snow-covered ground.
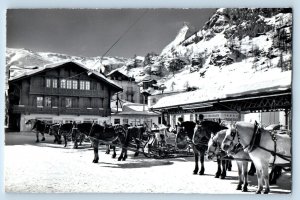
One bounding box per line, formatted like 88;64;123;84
5;132;291;194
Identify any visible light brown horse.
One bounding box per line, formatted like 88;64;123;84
222;121;291;194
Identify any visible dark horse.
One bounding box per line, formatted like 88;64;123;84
177;120;228;175
89;123;126;163
25;119;51;142
116;125;147;161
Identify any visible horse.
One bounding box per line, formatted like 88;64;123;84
117;125;147;161
222;121;291;194
89;123;126;163
189;120;228;175
25;119;51;142
48;123;62;144
55;123;74;147
206;129;233;179
207;129;250;191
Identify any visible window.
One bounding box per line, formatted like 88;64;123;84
123;119;128;125
114;118;120;125
158;117;162;124
52;79;57;88
46;79;51;88
37;97;43;107
60;79;66;88
85;81;90;90
66;98;72;108
45;97;51;107
72;80;78;89
80;81;85;90
66;80;72;89
152;98;157;104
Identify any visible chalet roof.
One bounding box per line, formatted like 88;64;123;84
106;69;135;81
9;61;123;91
152;71;291;109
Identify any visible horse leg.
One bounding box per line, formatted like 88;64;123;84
58;135;62;144
227;160;232;171
199;151;205;175
269;166;282;185
252;159;263;194
118;148;124;161
112;146;117;158
63;134;67;147
36;132;40;143
193;150;199;175
236;161;243;190
220;159;227;179
215;158;221;178
122;148;128;161
134;139;140;157
242;161;249;192
262;160;270;194
105;145;110;154
41;133;45;141
248;162;256;176
92;140;99;163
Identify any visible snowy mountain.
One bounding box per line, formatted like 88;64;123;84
6;8;292;97
124;8;292;95
6;48;134;80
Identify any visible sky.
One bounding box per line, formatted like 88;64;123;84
6;9;216;58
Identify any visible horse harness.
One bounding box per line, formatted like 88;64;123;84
233;122;291;165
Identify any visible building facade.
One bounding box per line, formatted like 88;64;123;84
8;62;122;131
107;70;142;105
110;103;160;128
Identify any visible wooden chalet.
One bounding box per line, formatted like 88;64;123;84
8;61;122;131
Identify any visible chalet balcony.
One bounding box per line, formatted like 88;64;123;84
29;88;106;98
11;105;110;116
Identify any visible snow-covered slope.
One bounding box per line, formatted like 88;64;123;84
125;8;292;95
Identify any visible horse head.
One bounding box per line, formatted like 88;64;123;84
193;121;228;146
221;128;238;152
207;129;227;159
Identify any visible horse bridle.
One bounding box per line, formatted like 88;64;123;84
207;135;220;157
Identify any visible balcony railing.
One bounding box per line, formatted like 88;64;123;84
29;87;106;98
11;105;110;116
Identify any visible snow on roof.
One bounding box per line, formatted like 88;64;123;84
9;61;123;90
152;70;291;109
106;68;129;78
115;103;159;116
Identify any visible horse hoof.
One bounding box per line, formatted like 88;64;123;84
220;175;226;179
92;160;98;163
255;190;261;194
264;190;270;194
242;187;248;192
199;172;204;175
35;140;39;143
118;157;122;161
228;168;232;171
134;152;139;157
215;174;220;178
112;154;116;159
41;138;45;141
236;185;242;190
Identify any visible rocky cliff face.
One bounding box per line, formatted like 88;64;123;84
125;8;292;93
